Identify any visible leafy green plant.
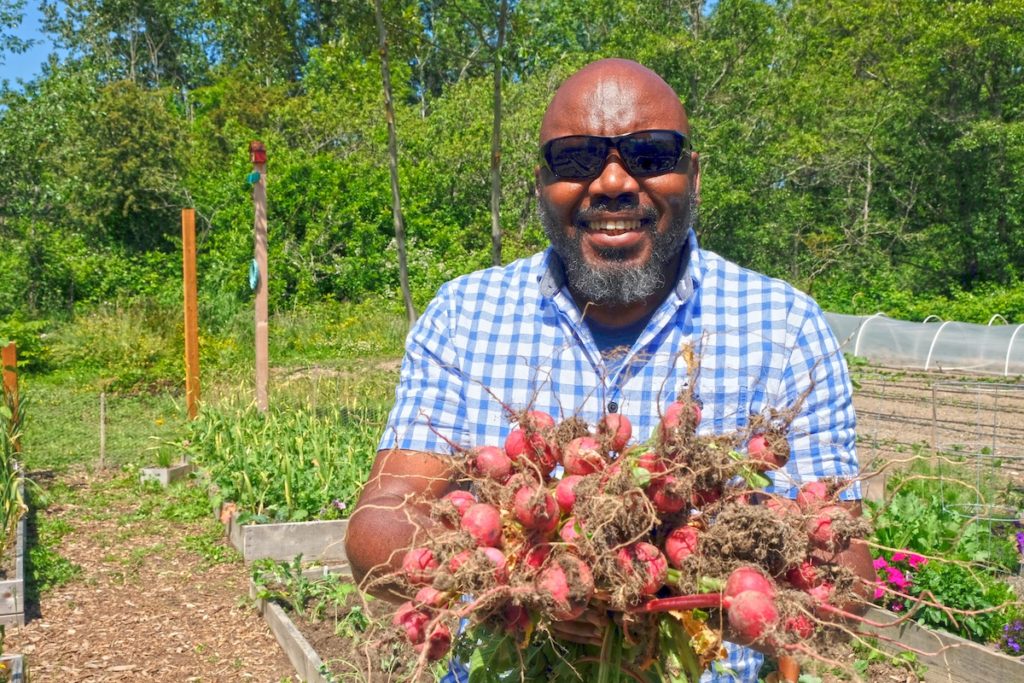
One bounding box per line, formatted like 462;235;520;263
909;560;1016;642
190;398;386;522
0;385;27;566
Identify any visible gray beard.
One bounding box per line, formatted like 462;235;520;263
539;196;695;307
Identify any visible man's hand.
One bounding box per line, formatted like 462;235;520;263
548;605;610;646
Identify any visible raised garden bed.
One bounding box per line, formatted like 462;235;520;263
250;566;430;683
0;494;26;627
254;589;331;683
139;461;195;487
223;508;350;565
863;605;1023;682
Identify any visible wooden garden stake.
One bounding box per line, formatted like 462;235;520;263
1;342;19;452
250;141;269;412
182;208;201;420
99;391;107;469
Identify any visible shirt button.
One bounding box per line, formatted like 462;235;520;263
607;401;618;413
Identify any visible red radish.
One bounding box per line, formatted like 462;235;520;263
648;476;688;514
523;543;552;570
504;428;528;460
664;526;700;568
554;475;584;513
473;446;513;483
598;413;632;452
806;582;835;616
660;400;702;439
691;487;722;508
447;549;473;573
599;461;623;484
505;428;558;471
524;410;556;431
807;505;850;550
785;560;820;590
634;451;667;479
442;490;477;519
747;434;785;470
513;486;559;533
414;622;452;661
480;547;510;583
461;503;503;547
559;517;582;544
785;614;814;638
503;604;530;632
402;547;439;585
724;566;776;600
762;495;800;517
727;590;779;641
617;542;668;596
414;586;447;608
392;601;430;644
536;555;594;621
796;481;829;510
561;436;606;475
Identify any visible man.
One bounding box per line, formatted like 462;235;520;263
346;58;875;681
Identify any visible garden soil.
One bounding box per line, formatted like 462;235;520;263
4;469;294;682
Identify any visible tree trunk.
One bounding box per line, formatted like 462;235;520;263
489;0;509;267
373;0;418;326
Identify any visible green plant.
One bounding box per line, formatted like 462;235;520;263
909;560;1016;642
190;398;386;522
0;385;27;565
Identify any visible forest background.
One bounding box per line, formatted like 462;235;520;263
1;0;1023;386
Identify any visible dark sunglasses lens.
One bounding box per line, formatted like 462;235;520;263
546;137;609;178
619;132;683;175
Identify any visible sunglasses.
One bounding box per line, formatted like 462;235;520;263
541;129;691;180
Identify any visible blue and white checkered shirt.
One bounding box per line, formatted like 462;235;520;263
380;229;860;682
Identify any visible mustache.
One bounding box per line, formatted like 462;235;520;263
573;204;659;228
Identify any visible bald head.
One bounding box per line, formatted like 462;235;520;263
540;59;690;144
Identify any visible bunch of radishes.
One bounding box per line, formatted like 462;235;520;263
388;397;868;675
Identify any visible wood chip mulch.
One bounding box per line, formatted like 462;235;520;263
4;469;295;682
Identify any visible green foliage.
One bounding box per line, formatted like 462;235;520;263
190;398;387;522
252;557;368;629
909;561;1017;642
0;319;48;372
868;467;1020;573
45;300;182;392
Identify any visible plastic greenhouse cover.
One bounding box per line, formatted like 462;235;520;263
823;312;1024;377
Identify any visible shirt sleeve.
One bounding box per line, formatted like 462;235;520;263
766;298;861;501
377;284;469;454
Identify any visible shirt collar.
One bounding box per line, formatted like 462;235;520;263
537;228;703;305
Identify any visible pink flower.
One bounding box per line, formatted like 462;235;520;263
886;566;909;590
891;551;907;563
873;557;889;570
907;553;927;569
873;585;885;600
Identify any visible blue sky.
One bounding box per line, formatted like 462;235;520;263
1;2;58;85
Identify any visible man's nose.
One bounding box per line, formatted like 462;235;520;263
588;153;640;211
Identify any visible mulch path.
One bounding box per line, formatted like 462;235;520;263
4;469;294;682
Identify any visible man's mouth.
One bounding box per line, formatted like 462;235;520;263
584;219;643;234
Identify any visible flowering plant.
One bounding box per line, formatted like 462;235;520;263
997;619;1024;658
873;550;927;612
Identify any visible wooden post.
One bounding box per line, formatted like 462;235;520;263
99;391;107;469
250;141;269;412
182;208;201;420
1;342;18;453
